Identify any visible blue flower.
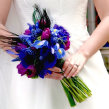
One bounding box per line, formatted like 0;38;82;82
53;43;60;51
35;21;39;28
39;69;52;78
50;28;60;36
40;46;51;57
50;36;58;45
19;34;32;46
52;43;65;59
19;48;36;68
27;23;36;31
55;48;65;59
32;40;48;49
43;53;57;69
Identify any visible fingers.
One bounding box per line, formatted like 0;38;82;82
64;64;73;77
48;67;61;72
62;59;70;71
67;65;78;78
71;65;82;77
45;72;64;80
62;59;80;78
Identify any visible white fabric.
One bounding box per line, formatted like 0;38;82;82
0;0;109;109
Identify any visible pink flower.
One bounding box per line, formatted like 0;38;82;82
26;65;36;78
17;63;36;78
24;29;31;35
41;28;50;40
17;63;27;76
65;40;70;50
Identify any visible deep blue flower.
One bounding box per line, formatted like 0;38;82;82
53;24;70;37
53;43;60;51
40;46;51;57
39;69;52;78
19;48;36;68
35;21;39;28
27;23;36;31
50;36;58;45
19;34;32;46
43;53;57;69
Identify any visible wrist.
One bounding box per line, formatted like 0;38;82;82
77;48;91;59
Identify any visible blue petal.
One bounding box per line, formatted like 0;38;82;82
51;47;55;54
43;53;57;68
56;48;65;59
53;43;60;51
39;69;52;78
12;57;20;62
47;70;52;74
6;50;17;55
39;69;48;78
32;40;48;49
19;34;32;46
40;46;51;57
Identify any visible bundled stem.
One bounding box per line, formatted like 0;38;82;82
55;59;92;107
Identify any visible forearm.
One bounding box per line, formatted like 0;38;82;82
78;16;109;58
0;23;13;50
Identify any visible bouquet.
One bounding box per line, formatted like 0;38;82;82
0;4;92;107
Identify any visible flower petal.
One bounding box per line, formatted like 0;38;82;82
32;40;48;49
56;48;65;59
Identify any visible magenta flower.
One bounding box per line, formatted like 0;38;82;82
17;63;27;76
65;40;70;50
26;65;36;78
15;43;27;52
41;28;50;40
17;63;36;78
24;29;31;35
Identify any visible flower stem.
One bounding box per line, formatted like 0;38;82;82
61;81;76;107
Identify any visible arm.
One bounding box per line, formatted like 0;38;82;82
63;0;109;78
0;0;63;80
0;0;12;25
79;0;109;58
0;0;12;49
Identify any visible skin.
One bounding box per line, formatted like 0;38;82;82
0;0;109;80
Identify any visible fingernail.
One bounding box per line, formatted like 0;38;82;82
62;68;65;71
61;76;64;79
60;76;64;80
64;74;66;77
59;69;61;72
67;76;70;79
72;75;75;77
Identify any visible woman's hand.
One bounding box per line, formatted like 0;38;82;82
63;51;88;78
45;67;64;80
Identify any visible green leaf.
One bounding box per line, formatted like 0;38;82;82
31;75;38;79
61;81;76;107
63;78;85;102
72;77;92;96
32;9;37;24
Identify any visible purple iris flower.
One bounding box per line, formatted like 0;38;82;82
17;63;28;76
15;43;27;52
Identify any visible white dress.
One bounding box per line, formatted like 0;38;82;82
0;0;109;109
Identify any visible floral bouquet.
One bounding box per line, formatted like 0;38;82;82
0;4;92;107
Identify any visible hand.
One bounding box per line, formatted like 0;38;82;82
45;67;64;80
62;51;88;78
